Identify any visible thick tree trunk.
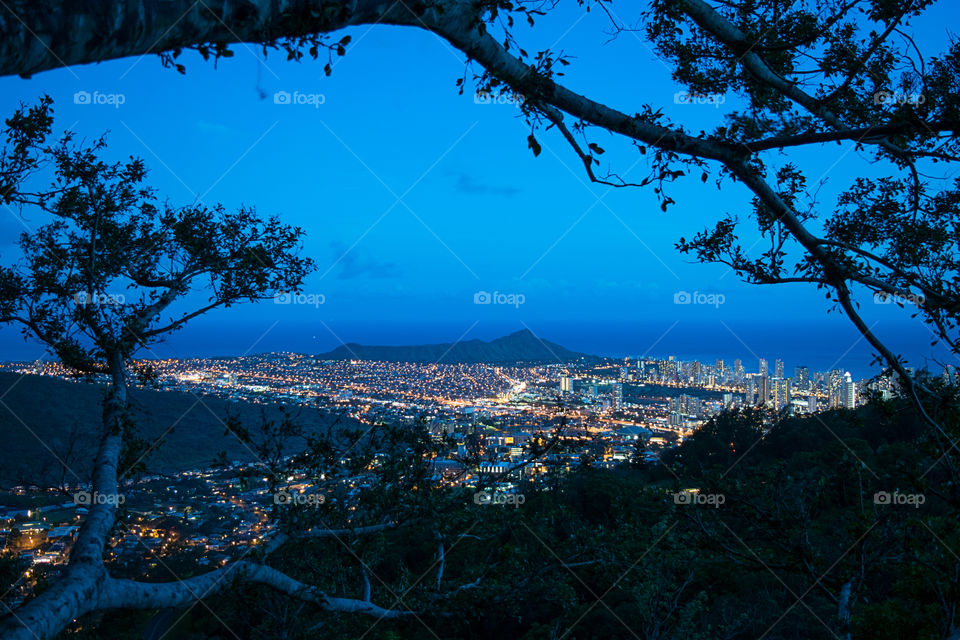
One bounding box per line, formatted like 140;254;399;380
0;0;430;78
1;352;128;639
1;559;410;640
0;568;104;640
0;351;410;639
0;0;736;165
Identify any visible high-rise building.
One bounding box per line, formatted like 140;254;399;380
829;370;844;408
775;359;784;380
794;366;810;391
758;374;770;406
560;376;573;394
734;359;744;383
772;377;790;411
759;358;768;377
842;372;857;408
663;359;679;383
612;383;623;410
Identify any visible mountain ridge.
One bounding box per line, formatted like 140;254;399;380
316;329;599;364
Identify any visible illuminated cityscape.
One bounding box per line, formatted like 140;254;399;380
0;349;942;609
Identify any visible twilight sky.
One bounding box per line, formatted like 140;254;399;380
0;2;957;377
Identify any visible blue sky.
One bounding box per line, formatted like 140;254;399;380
0;2;957;377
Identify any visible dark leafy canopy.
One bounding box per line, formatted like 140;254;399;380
449;0;960;397
2;2;960;638
0;0;958;392
0;94;53;206
632;0;960;370
68;393;957;640
146;0;960;396
0;98;314;371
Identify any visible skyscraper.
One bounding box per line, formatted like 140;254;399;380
772;377;789;411
794;366;810;391
759;358;768;377
734;359;744;383
775;359;784;380
842;372;857;408
829;370;844;408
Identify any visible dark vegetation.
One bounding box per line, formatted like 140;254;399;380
0;372;351;487
45;386;960;640
1;0;960;636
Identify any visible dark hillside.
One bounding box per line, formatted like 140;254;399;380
0;372;351;486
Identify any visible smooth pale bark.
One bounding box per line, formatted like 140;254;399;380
0;2;944;638
0;346;407;639
69;354;126;566
0;0;427;78
1;353;128;640
2;561;409;640
0;0;732;161
1;569;105;640
100;562;411;618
